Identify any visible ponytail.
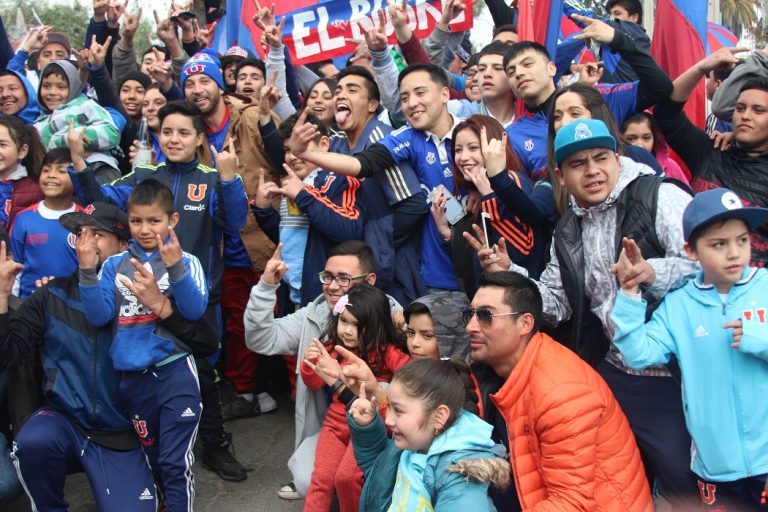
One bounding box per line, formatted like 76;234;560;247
393;357;479;432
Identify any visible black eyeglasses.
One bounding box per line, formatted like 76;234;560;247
318;271;370;287
464;68;478;78
460;307;522;326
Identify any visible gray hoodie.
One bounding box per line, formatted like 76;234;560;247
410;290;471;361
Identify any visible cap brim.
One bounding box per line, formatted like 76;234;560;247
59;212;118;237
555;136;616;166
686;208;768;240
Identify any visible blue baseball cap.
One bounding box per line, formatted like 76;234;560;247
683;188;768;241
554;119;617;166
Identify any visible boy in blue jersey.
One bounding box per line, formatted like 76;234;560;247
612;188;768;510
291;63;464;292
10;148;83;298
78;179;207;512
68;100;249;481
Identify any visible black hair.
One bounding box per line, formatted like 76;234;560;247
0;116;45;181
687;218;749;249
142;45;167;60
306;59;336;77
304;77;338;107
739;77;768;96
327;240;376;275
127;178;175;217
278;111;328;143
605;0;643;23
403;301;431;324
41;147;72;167
477;271;542;333
492;24;518;38
392;358;480;433
397;63;449;88
157;100;205;135
480;41;512;59
234;58;266;80
40;63;68;84
321;283;408;373
707;64;738;83
503;41;551;71
336;65;381;102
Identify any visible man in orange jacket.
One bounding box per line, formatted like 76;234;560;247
465;271;653;511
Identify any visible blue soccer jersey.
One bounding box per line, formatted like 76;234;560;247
10;202;83;298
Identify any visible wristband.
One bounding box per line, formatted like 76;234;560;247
340;388;357;410
329;379;344;395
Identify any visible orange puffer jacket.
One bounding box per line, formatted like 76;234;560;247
491;332;652;511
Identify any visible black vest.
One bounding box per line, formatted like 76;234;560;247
547;176;689;366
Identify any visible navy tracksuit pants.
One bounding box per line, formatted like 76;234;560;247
11;409;156;511
122;354;202;512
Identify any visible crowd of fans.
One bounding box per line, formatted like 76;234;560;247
0;0;766;510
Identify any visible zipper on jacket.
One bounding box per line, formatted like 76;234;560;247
724;299;753;475
172;171;180;199
91;333;98;424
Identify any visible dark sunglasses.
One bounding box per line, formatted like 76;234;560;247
460;306;522;326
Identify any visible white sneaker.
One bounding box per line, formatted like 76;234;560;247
257;392;277;413
278;482;300;500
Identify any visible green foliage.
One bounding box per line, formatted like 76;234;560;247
0;0;91;49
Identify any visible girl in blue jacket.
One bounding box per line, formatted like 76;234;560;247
348;358;509;512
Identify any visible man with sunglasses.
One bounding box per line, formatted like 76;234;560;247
466;271;652;510
243;239;402;500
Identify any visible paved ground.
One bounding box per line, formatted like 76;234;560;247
7;393;305;512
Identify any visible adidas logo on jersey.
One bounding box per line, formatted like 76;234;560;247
139;488;154;500
694;325;709;338
181;407;196;418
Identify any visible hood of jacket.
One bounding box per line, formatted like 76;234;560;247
683;266;760;307
4;70;40;124
428;409;497;457
570;155;655;217
38;59;82;112
410;291;471;359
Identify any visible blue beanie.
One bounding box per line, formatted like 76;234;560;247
181;52;224;91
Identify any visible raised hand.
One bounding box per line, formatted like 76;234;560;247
264;15;285;49
275;163;307;200
480;126;508;177
252;169;279;208
194;19;218;48
349;381;379;427
576;61;604;86
67;119;90;171
259;71;280;117
429;188;452;241
571;14;615;44
610;237;655;292
302;339;342;386
120;257;169;316
336;344;378;397
148;53;173;91
93;0;110;21
107;0;129;29
252;0;276;30
438;0;465;30
120;7;142;43
22;26;53;54
357;10;388;53
34;276;55;289
303;337;323;363
0;241;23;298
157;225;183;266
696;47;750;74
463;166;492;196
463;223;511;272
710;130;733;151
261;243;288;285
76;226;99;269
154;9;178;45
211;141;238;181
88;34;113;69
289;109;319;157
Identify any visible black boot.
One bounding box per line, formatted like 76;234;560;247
202;432;247;482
